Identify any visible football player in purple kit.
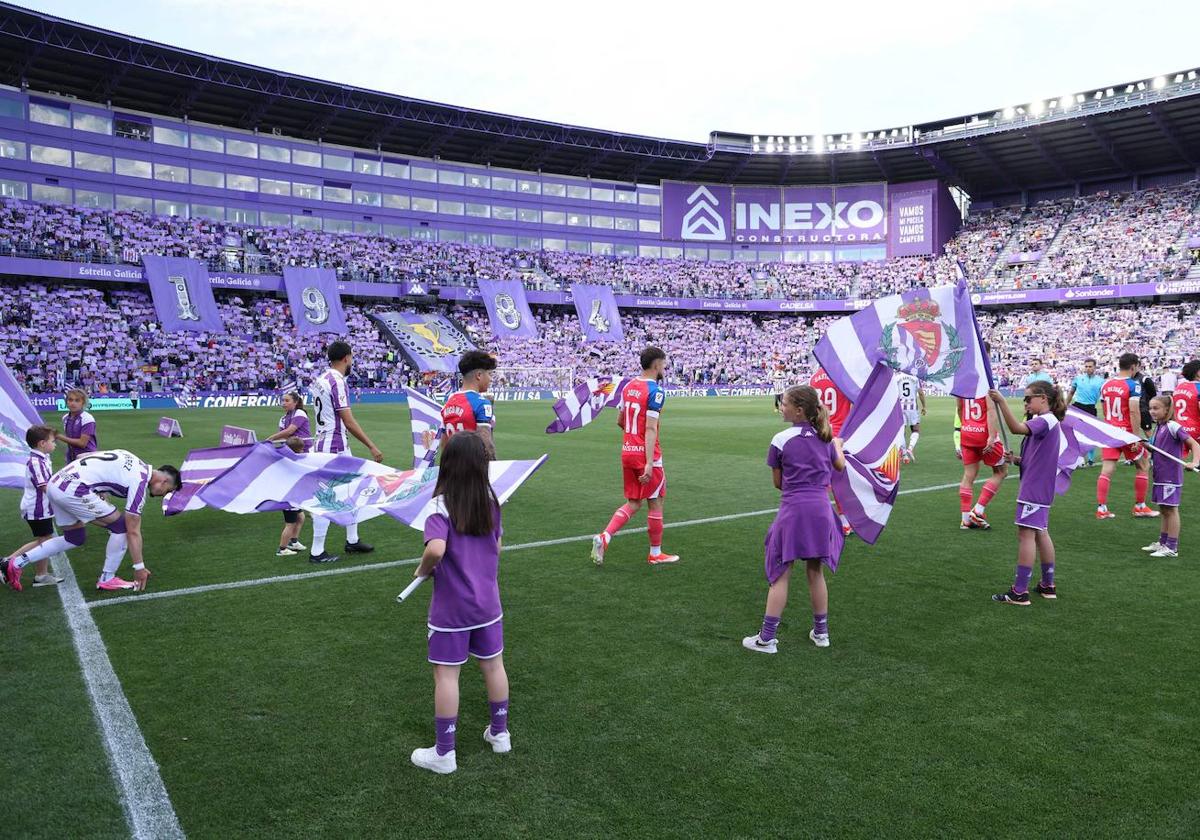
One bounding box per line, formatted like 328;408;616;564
440;350;497;459
58;388;98;463
988;381;1067;606
410;432;510;775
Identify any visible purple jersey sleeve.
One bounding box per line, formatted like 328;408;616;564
126;465;152;516
1026;414;1050;439
331;375;349;411
767;443;782;469
424;511;450;544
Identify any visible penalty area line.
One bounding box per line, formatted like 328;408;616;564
88;479;970;610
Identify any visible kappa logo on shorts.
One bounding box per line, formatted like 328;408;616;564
1020;503;1041;518
1162;485;1177;500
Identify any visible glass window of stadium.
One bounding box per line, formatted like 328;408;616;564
355;158;381;176
440;200;464;216
615;217;635;231
382;224;409;238
638;191;661;207
153;125;188;147
412;166;437;183
684;247;707;260
493;205;516;221
191;132;224;153
638;245;661;258
116;158;152;178
153;163;188;183
567;213;588;226
74;151;113;173
116;194;152;212
73;112;111;135
591;215;614;229
412;197;436;213
32;184;71;203
192;203;224;220
492;176;516;192
261;178;290;196
323;185;351;203
0;98;22;119
567;240;589;253
355;221;380;235
228;174;258;192
543;238;566;251
543;183;566;197
494;234;518;248
0;178;27;198
782;250;805;263
353;189;381;206
543;210;565;225
809;250;834;263
518;179;540;195
734;250;758;262
324;218;352;233
615;244;636;258
516;236;540;249
0;138;25;159
293;214;320;230
518;208;540;223
464;173;489;189
293;182;321;200
439;170;465;187
260;144;290;163
591;242;613;255
615;189;636;204
466;232;489;245
30;145;70;167
294;149;321;167
191;169;225;189
76;189;112;208
591;187;614;203
567;185;589;200
439;229;465;243
662;246;683;259
383;193;410;209
639;218;661;233
154;199;187;217
466;202;490;218
384;161;410;179
228;139;258;159
230;208;260;225
114;118;150;142
29;102;69;127
323;153;351;171
708;248;731;261
411;227;434;241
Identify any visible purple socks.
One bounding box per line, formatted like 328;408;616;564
1013;565;1033;594
434;716;457;756
489;700;509;736
759;615;781;642
813;613;828;636
1040;563;1055;587
1165;536;1179;551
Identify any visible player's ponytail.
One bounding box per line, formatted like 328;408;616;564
1027;380;1066;421
434;431;499;537
785;385;832;443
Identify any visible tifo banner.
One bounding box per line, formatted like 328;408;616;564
157;417;183;437
478;279;538;338
282;267;348;336
571;285;624;342
887;188;934;259
141;256;225;333
220;425;257;446
0;358;41;489
370;312;477;373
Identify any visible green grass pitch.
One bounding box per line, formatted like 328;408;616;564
3;397;1199;839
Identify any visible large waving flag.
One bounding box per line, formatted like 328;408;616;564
404;387;444;469
1061;406;1142;450
163;443;258;515
194;443;546;530
814;279;991;402
830;363;905;546
0;359;42;489
546;377;628;434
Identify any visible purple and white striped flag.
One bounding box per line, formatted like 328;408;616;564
0;358;42;489
814;278;991;403
404;386;444;468
545;377;628;434
830;363;905;547
1061;406;1142;450
195;443;547;530
163;443;257;515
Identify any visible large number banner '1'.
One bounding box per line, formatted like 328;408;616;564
478;279;538;338
282;267;348;336
141;256;225;333
571;284;624;342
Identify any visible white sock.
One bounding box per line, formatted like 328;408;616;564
972;503;986;516
649;545;662;557
346;522;360;545
311;518;329;556
908;431;920;451
99;534;128;582
15;536;73;568
962;511;972;523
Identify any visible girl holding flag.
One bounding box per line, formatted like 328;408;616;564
988;381;1066;606
743;385;845;653
1141;396;1200;557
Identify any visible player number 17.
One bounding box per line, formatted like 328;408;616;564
623;402;641;434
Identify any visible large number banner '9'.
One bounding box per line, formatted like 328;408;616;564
282;267;348;336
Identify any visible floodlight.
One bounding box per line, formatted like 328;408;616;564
1152;76;1165;89
1030;100;1044;116
1002;106;1015;119
1058;95;1073;109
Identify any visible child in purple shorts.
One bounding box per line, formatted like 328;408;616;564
410;431;510;775
989;381;1066;606
1143;396;1200;557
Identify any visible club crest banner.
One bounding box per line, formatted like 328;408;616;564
141;256;225;333
370;312;477;373
282;267;348;335
571;284;624;342
478;279;537;338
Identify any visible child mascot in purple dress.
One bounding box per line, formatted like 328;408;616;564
411;431;511;775
744;385;846;653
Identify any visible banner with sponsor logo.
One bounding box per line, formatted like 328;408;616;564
220;425;258;446
477;279;538;338
370;312;477;373
141;256;225;333
571;284;624;342
157;417;183;437
282;267;348;336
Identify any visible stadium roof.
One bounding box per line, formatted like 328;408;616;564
0;2;1198;199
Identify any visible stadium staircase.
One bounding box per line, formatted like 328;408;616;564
1028;203;1079;277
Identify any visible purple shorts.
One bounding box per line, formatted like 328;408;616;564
1152;483;1182;507
427;620;503;666
1015;500;1050;531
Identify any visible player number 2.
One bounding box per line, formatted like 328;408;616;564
624;402;641;434
1175;398;1190;422
314;395;326;429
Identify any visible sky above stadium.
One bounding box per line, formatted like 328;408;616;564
20;0;1200;142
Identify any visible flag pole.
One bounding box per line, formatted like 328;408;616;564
958;265;1011;456
396;575;429;603
1143;441;1200;473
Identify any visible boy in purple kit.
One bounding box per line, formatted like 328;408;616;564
58;388;98;463
1141;396;1200;558
410;432;511;775
1;425;64;588
743;385;846;654
989;381;1066;606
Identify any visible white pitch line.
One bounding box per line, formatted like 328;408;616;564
51;553;185;840
89;479;970;609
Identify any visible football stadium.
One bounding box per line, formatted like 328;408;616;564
2;2;1200;837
